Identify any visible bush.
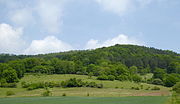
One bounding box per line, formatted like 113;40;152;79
132;75;142;82
164;74;180;87
172;82;180;93
61;78;102;88
117;75;129;81
97;75;108;80
6;91;15;96
62;93;66;96
97;84;103;88
27;82;44;90
152;79;164;85
151;86;160;90
131;87;140;90
42;89;51;96
86;82;97;88
0;83;17;88
108;75;115;81
134;87;140;90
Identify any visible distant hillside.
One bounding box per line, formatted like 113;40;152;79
0;45;179;69
0;44;180;87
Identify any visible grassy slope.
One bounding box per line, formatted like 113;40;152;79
0;96;168;104
0;74;170;98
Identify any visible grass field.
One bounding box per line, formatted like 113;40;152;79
0;74;170;98
0;96;168;104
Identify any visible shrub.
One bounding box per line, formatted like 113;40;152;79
97;83;103;88
42;89;51;96
97;75;108;80
87;93;90;96
152;79;164;85
108;75;115;81
62;93;66;96
117;75;129;81
132;75;142;82
6;91;15;96
151;86;160;90
172;82;180;93
134;87;140;90
164;74;180;87
87;82;97;88
132;87;140;90
27;82;44;90
0;83;17;88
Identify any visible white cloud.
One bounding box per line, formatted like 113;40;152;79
0;23;25;54
24;36;73;55
36;0;64;34
85;34;142;49
10;8;34;26
5;0;65;34
95;0;166;16
95;0;133;16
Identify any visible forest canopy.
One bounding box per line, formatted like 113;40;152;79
0;45;180;87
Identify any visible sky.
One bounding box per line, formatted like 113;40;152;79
0;0;179;55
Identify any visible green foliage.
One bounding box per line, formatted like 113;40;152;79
88;72;93;78
108;75;115;81
61;78;102;88
6;91;15;96
168;62;180;73
0;45;179;88
151;86;160;90
132;74;142;82
129;66;138;74
172;82;180;93
0;63;19;83
117;75;129;81
97;75;108;80
62;93;66;96
164;74;180;87
42;88;51;96
153;68;166;80
0;83;17;88
152;79;164;85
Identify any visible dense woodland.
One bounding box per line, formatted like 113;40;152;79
0;45;180;87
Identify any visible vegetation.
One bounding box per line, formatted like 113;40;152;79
0;46;178;103
6;91;15;96
0;96;168;104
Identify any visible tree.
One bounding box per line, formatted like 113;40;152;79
8;60;25;78
164;74;180;87
172;82;180;93
88;72;93;78
132;74;142;82
153;68;166;80
108;75;115;81
0;63;19;83
152;78;164;85
168;62;180;73
129;66;138;74
97;74;108;80
2;69;18;83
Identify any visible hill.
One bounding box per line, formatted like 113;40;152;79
0;44;180;88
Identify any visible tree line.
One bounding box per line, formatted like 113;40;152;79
0;45;180;87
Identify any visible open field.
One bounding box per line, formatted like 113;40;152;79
0;96;168;104
0;74;170;98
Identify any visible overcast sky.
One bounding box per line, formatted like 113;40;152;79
0;0;179;55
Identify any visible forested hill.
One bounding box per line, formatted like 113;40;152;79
0;45;180;87
0;45;179;70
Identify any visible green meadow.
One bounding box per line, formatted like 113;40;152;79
0;96;168;104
